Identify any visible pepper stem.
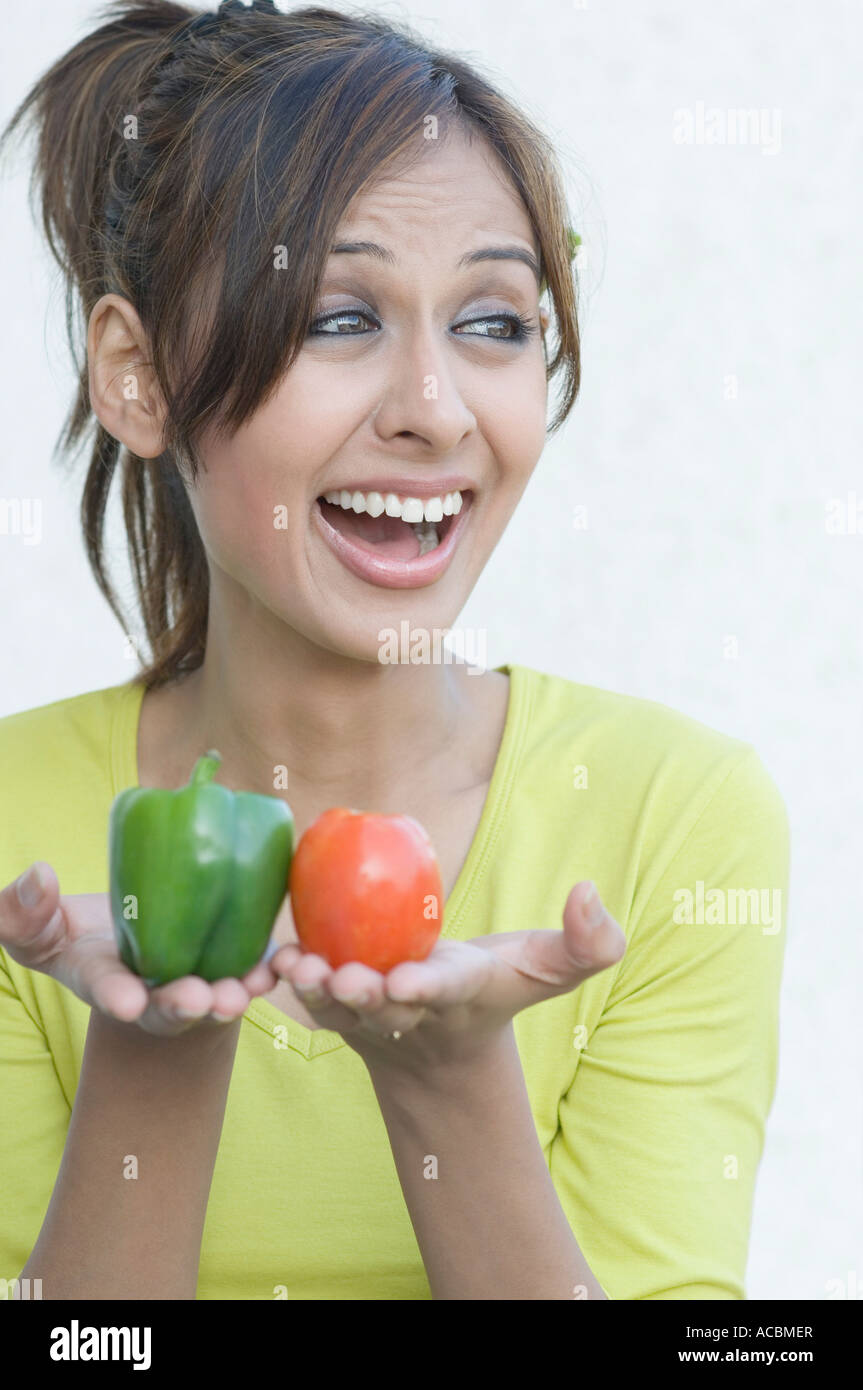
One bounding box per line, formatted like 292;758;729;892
190;750;222;786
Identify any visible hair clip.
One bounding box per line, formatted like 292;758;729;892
185;12;223;37
177;2;279;49
218;0;279;15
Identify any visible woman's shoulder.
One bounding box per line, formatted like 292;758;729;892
0;681;142;886
510;661;751;757
0;680;139;763
507;662;786;830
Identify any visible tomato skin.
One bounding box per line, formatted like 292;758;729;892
289;808;444;973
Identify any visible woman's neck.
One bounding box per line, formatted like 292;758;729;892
136;626;510;824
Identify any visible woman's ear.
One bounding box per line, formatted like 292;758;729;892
87;293;168;458
539;305;550;336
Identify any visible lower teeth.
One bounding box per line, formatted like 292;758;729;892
413;522;440;556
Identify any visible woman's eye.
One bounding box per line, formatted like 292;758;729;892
308;309;377;335
453;314;536;341
308;310;536;341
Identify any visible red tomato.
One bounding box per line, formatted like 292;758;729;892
289;807;444;973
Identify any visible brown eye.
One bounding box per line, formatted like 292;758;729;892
453;313;537;342
308;308;378;334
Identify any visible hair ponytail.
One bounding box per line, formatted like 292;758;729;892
3;1;210;686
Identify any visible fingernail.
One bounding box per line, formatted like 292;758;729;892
174;1007;208;1021
295;985;326;1005
210;1012;237;1024
16;864;45;910
583;882;604;928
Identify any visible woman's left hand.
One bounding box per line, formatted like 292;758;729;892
269;881;626;1077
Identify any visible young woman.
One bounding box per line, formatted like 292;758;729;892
0;0;789;1301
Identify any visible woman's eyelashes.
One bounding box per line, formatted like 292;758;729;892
456;312;539;342
307;306;539;343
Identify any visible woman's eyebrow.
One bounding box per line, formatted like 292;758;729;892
330;240;541;284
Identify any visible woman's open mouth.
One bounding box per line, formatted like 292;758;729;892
312;487;474;589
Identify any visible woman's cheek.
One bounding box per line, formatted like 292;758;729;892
491;364;547;455
188;467;294;589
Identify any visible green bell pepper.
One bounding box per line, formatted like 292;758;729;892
109;749;294;986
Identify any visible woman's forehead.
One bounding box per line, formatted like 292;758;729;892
338;134;536;244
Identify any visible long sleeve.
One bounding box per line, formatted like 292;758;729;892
549;747;791;1299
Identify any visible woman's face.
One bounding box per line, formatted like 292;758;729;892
187;124;550;664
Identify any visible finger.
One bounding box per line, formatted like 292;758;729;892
273;952;360;1028
205;977;252;1018
61;934;151;1021
479;887;626;992
133;995;213;1037
2;876;171;1024
147;976;216;1020
146;975;251;1027
561;882;627;972
269;943;304;976
288;951;339;988
384;943;493;1010
1;872;148;1018
100;972;244;1032
240;957;279;995
492;884;625;1010
127;978;233;1037
285;957;421;1035
291;978;367;1031
328;962;427;1036
463;886;627;1017
326;961;384;1001
1;863;67;966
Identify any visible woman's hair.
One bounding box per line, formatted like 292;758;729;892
2;0;581;690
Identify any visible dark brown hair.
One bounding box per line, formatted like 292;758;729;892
1;0;581;690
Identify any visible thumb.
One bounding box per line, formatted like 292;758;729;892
561;881;627;972
479;881;627;1013
1;862;67;968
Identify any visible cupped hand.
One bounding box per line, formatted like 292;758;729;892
269;880;626;1075
1;862;281;1037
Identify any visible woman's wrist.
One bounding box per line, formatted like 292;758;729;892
87;1006;244;1063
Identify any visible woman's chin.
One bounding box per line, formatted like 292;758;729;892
300;607;477;672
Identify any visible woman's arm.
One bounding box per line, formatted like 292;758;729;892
0;862;278;1301
548;747;790;1300
368;1027;607;1301
16;1010;241;1301
273;881;627;1300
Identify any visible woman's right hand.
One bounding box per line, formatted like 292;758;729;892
0;861;281;1037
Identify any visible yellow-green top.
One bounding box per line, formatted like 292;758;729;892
0;664;790;1299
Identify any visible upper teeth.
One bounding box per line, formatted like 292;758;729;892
322;489;464;523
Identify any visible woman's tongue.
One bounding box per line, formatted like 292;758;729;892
320;499;424;559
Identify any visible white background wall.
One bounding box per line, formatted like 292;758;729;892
1;0;860;1300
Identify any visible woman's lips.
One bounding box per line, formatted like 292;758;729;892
312;492;473;589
